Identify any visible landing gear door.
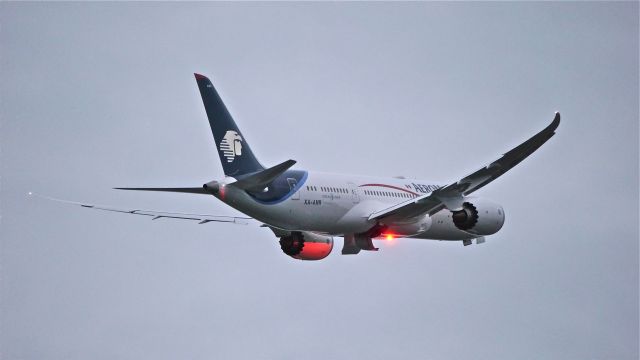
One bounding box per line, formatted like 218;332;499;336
287;178;300;200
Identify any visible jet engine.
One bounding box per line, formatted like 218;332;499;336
279;231;333;260
451;198;505;236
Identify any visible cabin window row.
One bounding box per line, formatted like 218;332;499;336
306;185;349;194
363;189;416;199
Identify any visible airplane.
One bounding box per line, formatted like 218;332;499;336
39;73;560;260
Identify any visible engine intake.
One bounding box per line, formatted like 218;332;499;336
452;202;479;230
279;231;333;260
450;199;505;236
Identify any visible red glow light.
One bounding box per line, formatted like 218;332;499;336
219;185;226;200
385;234;394;241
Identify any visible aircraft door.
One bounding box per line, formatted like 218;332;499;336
287;178;300;200
347;183;360;204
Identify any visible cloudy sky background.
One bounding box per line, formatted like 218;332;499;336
1;2;638;359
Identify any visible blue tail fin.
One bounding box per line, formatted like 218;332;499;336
194;73;264;177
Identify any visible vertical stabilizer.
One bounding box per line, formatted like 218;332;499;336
194;73;264;176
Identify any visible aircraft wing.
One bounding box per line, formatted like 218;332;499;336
369;113;560;221
30;193;253;225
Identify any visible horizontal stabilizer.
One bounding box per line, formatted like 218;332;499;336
231;159;296;191
114;187;209;195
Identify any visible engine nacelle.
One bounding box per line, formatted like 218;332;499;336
451;198;505;236
279;231;333;260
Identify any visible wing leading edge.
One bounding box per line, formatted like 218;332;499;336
370;113;560;221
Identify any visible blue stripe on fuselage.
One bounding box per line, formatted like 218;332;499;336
247;170;308;205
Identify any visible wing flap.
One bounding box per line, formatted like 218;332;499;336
368;194;443;221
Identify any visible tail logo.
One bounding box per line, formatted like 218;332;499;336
219;130;243;163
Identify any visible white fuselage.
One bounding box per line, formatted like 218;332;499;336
214;171;504;241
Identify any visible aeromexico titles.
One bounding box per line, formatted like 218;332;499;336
49;73;560;261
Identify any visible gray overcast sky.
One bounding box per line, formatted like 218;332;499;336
1;2;638;360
